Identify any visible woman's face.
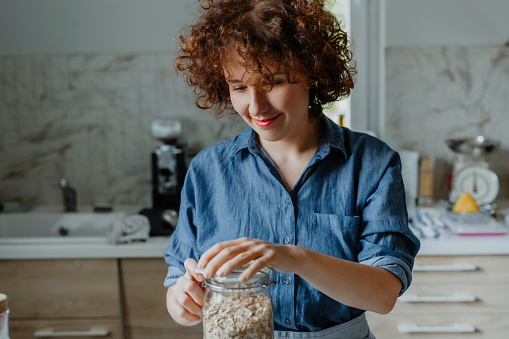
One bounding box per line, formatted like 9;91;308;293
224;59;311;145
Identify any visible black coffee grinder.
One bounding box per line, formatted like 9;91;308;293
142;119;188;236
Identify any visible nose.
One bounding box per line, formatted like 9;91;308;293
248;88;269;117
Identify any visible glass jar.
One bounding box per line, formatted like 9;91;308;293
202;266;274;339
0;293;9;339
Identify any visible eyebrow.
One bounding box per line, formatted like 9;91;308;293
225;72;285;84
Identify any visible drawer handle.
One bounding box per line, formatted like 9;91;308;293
398;294;476;303
413;263;477;272
398;324;476;333
34;328;109;337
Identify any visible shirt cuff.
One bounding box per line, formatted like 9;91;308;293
360;256;412;295
163;265;185;288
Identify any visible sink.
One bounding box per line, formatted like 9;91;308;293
0;212;125;244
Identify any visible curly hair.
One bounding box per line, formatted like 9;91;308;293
175;0;356;119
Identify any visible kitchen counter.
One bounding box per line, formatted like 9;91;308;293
0;236;170;260
1;203;508;260
0;204;172;260
418;234;509;256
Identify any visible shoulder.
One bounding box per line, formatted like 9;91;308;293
342;128;399;162
189;127;251;170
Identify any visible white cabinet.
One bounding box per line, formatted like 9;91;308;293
367;255;509;338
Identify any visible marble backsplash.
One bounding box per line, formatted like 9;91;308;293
385;45;509;201
1;46;508;208
0;53;246;207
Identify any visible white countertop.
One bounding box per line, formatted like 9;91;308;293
418;234;509;256
0;236;171;260
1;203;508;260
0;204;172;260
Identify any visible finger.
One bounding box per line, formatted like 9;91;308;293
184;258;205;282
204;241;254;277
169;297;202;324
179;274;205;308
239;254;273;282
177;285;203;313
198;238;245;268
167;284;202;326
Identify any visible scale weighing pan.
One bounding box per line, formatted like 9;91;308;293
446;136;500;155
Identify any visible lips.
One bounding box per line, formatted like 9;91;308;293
253;114;280;128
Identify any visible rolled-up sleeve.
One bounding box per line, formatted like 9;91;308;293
163;236;197;287
358;222;420;295
357;150;420;295
163;163;201;288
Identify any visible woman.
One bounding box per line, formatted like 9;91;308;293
164;0;420;337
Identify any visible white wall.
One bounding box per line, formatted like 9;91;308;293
0;0;196;55
384;0;509;200
386;0;509;46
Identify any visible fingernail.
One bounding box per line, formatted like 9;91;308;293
217;268;225;277
195;267;207;274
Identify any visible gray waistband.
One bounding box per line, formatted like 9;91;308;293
274;313;374;339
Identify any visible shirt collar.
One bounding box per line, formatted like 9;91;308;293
228;116;347;159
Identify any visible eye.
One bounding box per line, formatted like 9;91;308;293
230;85;247;92
273;78;286;86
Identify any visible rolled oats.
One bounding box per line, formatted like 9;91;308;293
203;291;273;338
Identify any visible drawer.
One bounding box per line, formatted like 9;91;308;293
9;319;123;339
413;256;509;283
394;283;509;314
0;259;121;318
367;313;509;339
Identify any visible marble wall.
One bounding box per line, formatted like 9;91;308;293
385;45;509;201
2;46;507;207
0;53;246;207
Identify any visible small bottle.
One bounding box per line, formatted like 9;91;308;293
0;293;9;339
202;266;274;339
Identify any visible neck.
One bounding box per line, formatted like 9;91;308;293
258;117;321;157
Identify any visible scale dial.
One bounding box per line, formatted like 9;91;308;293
452;164;499;204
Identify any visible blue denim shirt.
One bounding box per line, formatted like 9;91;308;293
164;116;420;332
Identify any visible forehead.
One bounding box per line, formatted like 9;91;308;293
223;57;281;82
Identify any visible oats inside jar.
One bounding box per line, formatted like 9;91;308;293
202;290;273;339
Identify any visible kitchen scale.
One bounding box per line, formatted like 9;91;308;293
446;136;500;204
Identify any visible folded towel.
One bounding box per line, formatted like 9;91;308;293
109;214;150;244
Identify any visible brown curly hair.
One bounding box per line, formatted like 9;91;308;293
175;0;356;119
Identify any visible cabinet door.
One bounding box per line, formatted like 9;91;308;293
367;313;509;339
120;258;202;339
0;259;121;318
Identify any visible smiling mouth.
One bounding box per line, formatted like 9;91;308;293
253;114;280;128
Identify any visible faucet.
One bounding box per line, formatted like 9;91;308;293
59;178;77;212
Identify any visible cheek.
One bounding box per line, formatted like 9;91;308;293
229;95;249;117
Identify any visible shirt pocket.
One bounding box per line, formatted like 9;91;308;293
311;213;360;261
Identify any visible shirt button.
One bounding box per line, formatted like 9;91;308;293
283;237;291;244
282;278;290;285
285;198;291;204
285;318;291;325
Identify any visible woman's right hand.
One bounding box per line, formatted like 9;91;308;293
166;258;205;326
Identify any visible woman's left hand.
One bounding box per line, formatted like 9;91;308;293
196;237;299;282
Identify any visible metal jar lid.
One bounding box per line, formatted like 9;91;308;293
204;265;275;291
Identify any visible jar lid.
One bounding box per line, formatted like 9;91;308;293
0;294;8;314
205;264;272;289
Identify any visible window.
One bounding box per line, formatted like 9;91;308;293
324;0;352;128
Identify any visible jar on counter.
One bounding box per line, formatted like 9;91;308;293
0;293;9;339
202;266;275;339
